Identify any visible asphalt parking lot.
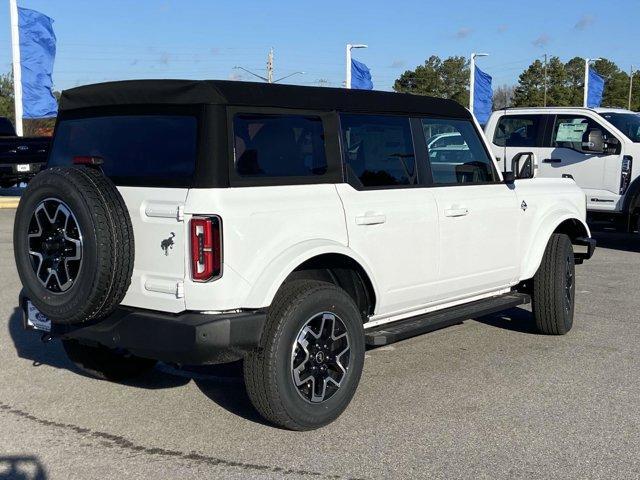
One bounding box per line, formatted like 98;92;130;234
1;208;639;480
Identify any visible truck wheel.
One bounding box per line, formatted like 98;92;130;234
244;280;365;430
62;339;156;381
532;233;575;335
13;166;134;325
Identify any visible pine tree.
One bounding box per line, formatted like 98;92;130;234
393;56;470;107
512;60;545;107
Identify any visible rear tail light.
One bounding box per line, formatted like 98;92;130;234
620;155;632;195
190;216;222;282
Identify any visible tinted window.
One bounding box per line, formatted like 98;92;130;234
600;112;640;143
340;114;416;187
49;115;197;185
0;117;15;136
422;118;497;184
551;115;615;151
493;115;542;147
233;114;327;177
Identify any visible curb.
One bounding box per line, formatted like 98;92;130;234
0;197;20;209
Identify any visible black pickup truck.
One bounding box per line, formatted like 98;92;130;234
0;117;50;188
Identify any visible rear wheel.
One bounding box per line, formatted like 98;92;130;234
244;280;365;430
532;233;575;335
62;339;156;381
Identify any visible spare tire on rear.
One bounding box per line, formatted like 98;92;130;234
14;166;134;325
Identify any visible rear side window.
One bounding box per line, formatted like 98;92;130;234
422;117;497;184
49;115;197;186
233;114;327;177
340;114;416;188
493;115;543;147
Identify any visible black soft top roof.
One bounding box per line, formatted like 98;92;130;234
59;80;470;118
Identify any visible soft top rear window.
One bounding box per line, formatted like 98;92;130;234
48;115;198;187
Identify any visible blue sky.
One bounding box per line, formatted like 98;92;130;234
0;0;638;91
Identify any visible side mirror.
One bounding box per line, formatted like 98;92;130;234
582;129;604;154
502;171;516;184
511;152;537;179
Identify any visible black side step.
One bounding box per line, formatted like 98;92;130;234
365;292;531;346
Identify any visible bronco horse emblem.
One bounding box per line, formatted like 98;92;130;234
161;232;176;256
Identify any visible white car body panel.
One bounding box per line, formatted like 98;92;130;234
118;187;189;313
183;184;350;312
113;111;590;329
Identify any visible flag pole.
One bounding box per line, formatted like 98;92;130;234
469;54;475;112
9;0;23;136
345;44;352;89
583;58;589;108
345;43;367;89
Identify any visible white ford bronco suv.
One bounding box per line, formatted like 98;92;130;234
485;107;640;233
14;80;595;430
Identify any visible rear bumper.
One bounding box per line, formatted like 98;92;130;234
22;294;266;364
0;162;45;184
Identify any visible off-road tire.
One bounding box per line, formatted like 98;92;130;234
244;280;365;431
14;166;134;325
532;233;575;335
62;339;156;381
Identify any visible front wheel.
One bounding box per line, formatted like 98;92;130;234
244;280;365;430
532;233;575;335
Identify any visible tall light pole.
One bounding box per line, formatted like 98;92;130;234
267;47;274;84
583;57;601;107
469;53;489;113
629;65;634;111
9;0;23;136
345;43;367;89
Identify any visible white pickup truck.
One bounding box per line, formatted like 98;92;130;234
14;80;595;430
485;107;640;233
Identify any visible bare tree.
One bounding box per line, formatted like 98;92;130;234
493;84;516;109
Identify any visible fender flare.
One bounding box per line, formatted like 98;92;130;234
242;239;380;310
520;211;591;280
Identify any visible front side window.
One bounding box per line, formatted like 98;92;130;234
233;114;327;177
422;118;497;184
493;115;542;147
340;114;416;187
599;112;640;143
551;115;615;152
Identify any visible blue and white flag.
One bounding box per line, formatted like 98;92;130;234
587;67;604;109
18;7;58;118
473;66;493;125
351;59;373;90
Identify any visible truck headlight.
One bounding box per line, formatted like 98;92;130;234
620;156;632;195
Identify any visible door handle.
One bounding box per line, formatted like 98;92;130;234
543;158;562;163
444;207;469;217
355;213;386;225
